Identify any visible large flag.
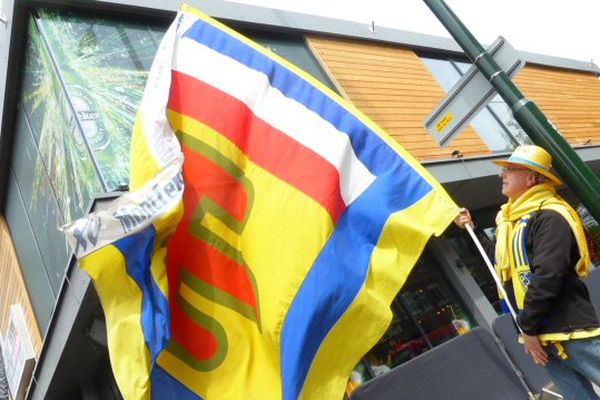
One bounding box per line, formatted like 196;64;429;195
64;4;458;399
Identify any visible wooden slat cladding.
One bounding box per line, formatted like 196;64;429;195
515;66;600;147
307;35;490;161
0;217;43;353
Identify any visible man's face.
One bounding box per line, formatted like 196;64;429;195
499;165;536;199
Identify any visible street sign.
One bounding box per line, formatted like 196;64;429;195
424;36;524;147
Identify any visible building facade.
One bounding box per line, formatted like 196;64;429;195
0;0;599;399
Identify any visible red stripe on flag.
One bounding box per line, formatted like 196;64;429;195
168;226;258;310
168;70;346;223
167;145;257;305
170;302;218;360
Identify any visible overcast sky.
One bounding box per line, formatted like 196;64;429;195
228;0;600;66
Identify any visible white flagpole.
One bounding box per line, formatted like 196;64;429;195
465;224;523;334
465;224;538;400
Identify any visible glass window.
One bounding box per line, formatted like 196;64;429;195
421;57;462;92
576;204;600;268
344;361;370;399
488;94;533;145
470;108;517;152
33;9;166;192
453;60;471;74
354;250;475;385
21;18;103;224
421;56;526;153
448;235;502;313
244;32;337;91
7;10;167;333
5;170;55;330
12;106;71;292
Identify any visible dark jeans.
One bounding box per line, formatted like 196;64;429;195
545;337;600;400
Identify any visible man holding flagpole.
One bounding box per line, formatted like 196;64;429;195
455;145;600;400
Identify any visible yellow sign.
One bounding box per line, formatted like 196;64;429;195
435;112;453;133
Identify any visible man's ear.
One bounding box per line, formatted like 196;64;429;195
526;171;538;187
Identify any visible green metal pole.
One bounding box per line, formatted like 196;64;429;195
423;0;600;222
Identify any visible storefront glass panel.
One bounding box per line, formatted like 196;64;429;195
21;18;102;224
471;108;519;153
8;10;165;333
348;250;476;392
17;10;334;227
4;171;54;330
11;106;70;292
34;9;165;193
448;234;502;313
575;204;600;267
488;94;533;145
250;33;336;89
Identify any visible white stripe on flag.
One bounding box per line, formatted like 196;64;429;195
173;37;376;206
138;18;182;168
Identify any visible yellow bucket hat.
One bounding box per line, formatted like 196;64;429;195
492;145;562;185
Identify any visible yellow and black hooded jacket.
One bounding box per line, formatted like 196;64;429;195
512;209;599;336
475;184;599;339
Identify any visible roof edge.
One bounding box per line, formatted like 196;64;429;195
52;0;600;74
198;1;600;74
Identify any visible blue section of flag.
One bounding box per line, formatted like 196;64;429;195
113;226;170;361
182;20;432;184
151;364;204;399
280;170;430;400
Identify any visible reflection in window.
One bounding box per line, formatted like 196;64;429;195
34;9;166;193
488;94;533;145
576;204;600;267
20;11;336;228
10;9;167;318
448;235;502;313
344;361;370;399
249;33;336;90
351;250;475;387
421;56;524;153
420;57;462;92
12;107;71;293
470;108;518;152
20;10;164;224
21;17;104;225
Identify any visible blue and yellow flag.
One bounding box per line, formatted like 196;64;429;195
64;4;458;399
